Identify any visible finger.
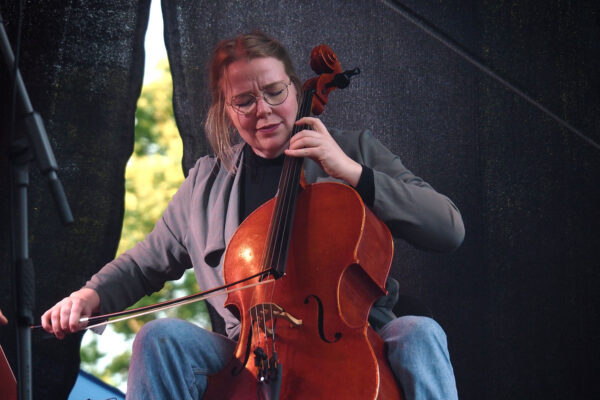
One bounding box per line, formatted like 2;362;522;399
296;117;326;133
288;136;321;151
41;310;52;332
284;147;316;159
295;116;319;125
289;130;319;146
295;116;316;125
50;308;65;339
59;302;72;331
69;300;85;332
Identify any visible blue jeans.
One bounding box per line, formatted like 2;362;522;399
127;316;458;399
379;316;458;400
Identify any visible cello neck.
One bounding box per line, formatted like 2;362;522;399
263;88;315;278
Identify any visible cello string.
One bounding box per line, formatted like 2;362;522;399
247;184;282;371
264;91;311;286
268;281;278;359
260;281;272;365
246;144;290;364
268;91;309;273
271;109;301;271
261;88;314;367
235;85;313;376
254;157;290;362
252;301;261;359
270;151;295;271
271;90;312;273
261;155;292;368
266;271;279;364
260;299;268;346
249;244;267;367
250;233;272;358
249;160;293;370
266;100;310;362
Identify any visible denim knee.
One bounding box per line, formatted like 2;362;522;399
379;316;457;400
132;319;193;370
128;319;236;399
380;315;447;348
134;318;175;344
132;318;232;369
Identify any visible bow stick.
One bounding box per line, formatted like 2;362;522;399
31;269;273;333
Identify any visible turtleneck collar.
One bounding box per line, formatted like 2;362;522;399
243;143;286;167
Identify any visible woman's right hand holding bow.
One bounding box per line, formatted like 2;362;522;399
41;288;100;339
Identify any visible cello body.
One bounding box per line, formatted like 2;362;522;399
204;182;403;399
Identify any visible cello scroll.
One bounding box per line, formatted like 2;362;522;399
303;44;360;115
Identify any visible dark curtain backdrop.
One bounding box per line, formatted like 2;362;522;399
1;1;599;399
0;1;151;399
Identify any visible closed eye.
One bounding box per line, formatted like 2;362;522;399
266;89;284;97
233;95;255;108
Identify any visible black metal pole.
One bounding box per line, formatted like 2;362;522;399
1;10;73;400
11;153;33;400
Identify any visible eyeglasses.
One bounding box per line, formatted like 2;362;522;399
228;81;292;115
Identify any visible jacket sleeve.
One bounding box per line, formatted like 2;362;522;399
343;129;465;253
84;161;199;314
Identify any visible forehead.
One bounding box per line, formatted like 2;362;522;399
223;57;288;95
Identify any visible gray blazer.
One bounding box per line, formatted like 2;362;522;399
85;129;464;338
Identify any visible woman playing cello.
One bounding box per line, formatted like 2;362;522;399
41;31;464;399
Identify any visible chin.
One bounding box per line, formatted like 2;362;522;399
255;137;288;158
257;144;285;158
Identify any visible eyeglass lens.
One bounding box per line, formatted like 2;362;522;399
230;82;289;114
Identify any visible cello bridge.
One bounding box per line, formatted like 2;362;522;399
250;303;302;335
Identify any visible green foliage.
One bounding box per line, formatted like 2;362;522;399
80;59;210;390
117;60;185;254
100;350;132;387
80;336;105;365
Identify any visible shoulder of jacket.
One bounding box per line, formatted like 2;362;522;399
186;143;245;179
329;127;373;141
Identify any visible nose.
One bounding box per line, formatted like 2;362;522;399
255;96;272;117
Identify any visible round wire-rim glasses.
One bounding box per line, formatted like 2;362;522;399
228;81;292;115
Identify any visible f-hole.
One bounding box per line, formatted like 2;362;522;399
304;295;342;343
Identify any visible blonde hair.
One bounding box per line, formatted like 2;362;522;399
205;31;302;172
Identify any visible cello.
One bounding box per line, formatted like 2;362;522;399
204;44;403;400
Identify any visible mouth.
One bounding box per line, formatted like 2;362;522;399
256;122;281;134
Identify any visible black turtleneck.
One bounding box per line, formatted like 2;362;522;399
239;144;285;222
239;144;375;223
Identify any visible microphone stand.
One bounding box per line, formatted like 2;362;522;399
1;11;74;400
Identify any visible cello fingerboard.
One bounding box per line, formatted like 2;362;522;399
263;88;315;278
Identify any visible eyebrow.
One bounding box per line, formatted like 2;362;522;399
261;81;285;90
231;80;287;97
